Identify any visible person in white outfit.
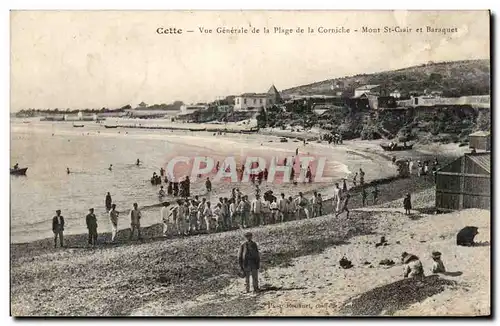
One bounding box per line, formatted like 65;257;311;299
109;204;119;242
251;195;263;226
197;198;207;231
160;202;171;237
204;201;214;233
332;183;341;212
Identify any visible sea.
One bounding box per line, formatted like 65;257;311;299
11;119;356;243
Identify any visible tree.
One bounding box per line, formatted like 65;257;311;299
256;108;267;128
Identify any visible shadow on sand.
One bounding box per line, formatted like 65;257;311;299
339;275;457;316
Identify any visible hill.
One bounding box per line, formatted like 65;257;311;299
282;59;490;97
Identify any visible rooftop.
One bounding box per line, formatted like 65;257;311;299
468;153;491;173
355;84;380;91
469;131;490;137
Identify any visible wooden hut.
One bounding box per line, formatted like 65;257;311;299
435;152;490;211
469;131;491;151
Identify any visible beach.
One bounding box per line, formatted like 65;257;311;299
11;119;401;243
11;119;484;316
10;178;490;316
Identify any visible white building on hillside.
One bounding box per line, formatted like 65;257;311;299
180;104;208;114
390;90;402;98
234;85;283;111
354;84;380;98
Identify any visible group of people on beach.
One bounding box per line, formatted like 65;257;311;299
392;156;440;178
321;133;343;145
159;188;334;237
50;165;376;248
51;155;417;250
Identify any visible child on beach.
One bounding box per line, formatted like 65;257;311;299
403;193;412;215
431;251;446;274
402;252;424;280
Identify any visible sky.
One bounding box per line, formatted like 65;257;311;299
10;10;490;111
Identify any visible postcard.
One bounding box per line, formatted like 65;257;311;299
10;10;490;317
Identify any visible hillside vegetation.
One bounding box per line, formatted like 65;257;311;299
258;60;491;144
282;60;490;97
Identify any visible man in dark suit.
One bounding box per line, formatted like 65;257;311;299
52;209;65;248
238;232;260;293
86;208;98;247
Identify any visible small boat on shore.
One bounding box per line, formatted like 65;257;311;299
73;124;84;128
240;127;260;134
104;125;118;129
10;167;28;175
380;143;414;151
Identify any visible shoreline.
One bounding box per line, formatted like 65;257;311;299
11;121;466;244
12;173;435;256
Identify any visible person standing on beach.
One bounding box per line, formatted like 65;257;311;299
335;193;350;219
287;196;296;221
129;203;142;240
361;187;368;206
277;193;287;222
205;177;212;193
109;204;119;242
204;201;213;234
295;192;309;219
108;164;113;171
177;200;188;236
408;159;414;175
261;198;271;225
403;193;412;215
372;186;379;204
86;208;98;247
317;193;323;216
352;172;358;187
222;198;230;230
52;210;65;248
332;183;341;213
105;192;112;212
213;203;222;231
251;195;262;226
198;198;207;231
229;198;237;230
359;168;365;185
238;232;260;293
189;200;199;234
311;191;319;218
342;179;348;192
160;202;171;237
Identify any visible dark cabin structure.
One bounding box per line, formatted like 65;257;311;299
435;152;491;211
469;131;491;151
